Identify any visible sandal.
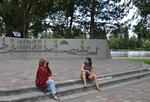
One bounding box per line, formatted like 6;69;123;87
83;84;87;88
96;87;101;91
52;95;60;101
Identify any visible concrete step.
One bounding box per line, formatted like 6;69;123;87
0;68;148;96
0;70;150;102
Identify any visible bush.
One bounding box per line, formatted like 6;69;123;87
144;40;150;50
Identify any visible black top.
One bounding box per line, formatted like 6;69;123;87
84;63;92;72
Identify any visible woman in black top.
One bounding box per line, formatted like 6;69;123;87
81;57;100;90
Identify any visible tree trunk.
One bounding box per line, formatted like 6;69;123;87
5;25;14;37
90;0;96;39
22;16;29;38
4;16;14;37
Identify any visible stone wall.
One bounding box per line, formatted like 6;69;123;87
0;37;111;59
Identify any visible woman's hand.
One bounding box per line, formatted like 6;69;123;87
82;69;91;74
48;77;54;80
85;70;91;74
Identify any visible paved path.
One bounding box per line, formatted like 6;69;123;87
0;58;145;88
64;77;150;102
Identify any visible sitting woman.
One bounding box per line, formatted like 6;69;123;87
81;57;101;91
35;58;60;101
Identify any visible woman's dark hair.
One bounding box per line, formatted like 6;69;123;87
84;57;92;66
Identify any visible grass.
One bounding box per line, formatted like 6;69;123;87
114;57;150;64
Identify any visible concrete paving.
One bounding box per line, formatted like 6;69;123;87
64;77;150;102
0;57;145;89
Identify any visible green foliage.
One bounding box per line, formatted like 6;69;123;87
134;21;150;40
109;37;120;49
137;38;144;48
133;0;150;17
0;0;56;38
51;26;86;39
144;40;150;50
128;36;138;49
108;36;150;51
0;0;149;39
133;0;150;40
71;27;86;39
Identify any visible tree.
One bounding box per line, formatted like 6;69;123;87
0;0;56;38
134;21;150;40
128;36;138;49
76;0;132;39
64;0;78;38
133;0;150;18
144;39;150;50
0;17;5;36
44;0;82;38
0;0;135;39
133;0;150;40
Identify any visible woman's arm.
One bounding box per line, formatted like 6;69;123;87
89;65;96;79
47;67;55;80
48;76;54;79
91;65;95;75
81;64;90;74
81;64;85;72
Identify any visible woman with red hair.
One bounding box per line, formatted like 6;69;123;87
36;58;60;101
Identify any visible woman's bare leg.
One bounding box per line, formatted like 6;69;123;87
93;75;100;90
81;71;87;87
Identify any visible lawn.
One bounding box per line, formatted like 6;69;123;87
114;57;150;64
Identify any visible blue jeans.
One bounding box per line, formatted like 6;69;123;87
47;79;57;96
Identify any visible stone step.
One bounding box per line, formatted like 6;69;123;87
37;90;98;102
0;71;150;102
0;68;148;96
38;77;150;102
